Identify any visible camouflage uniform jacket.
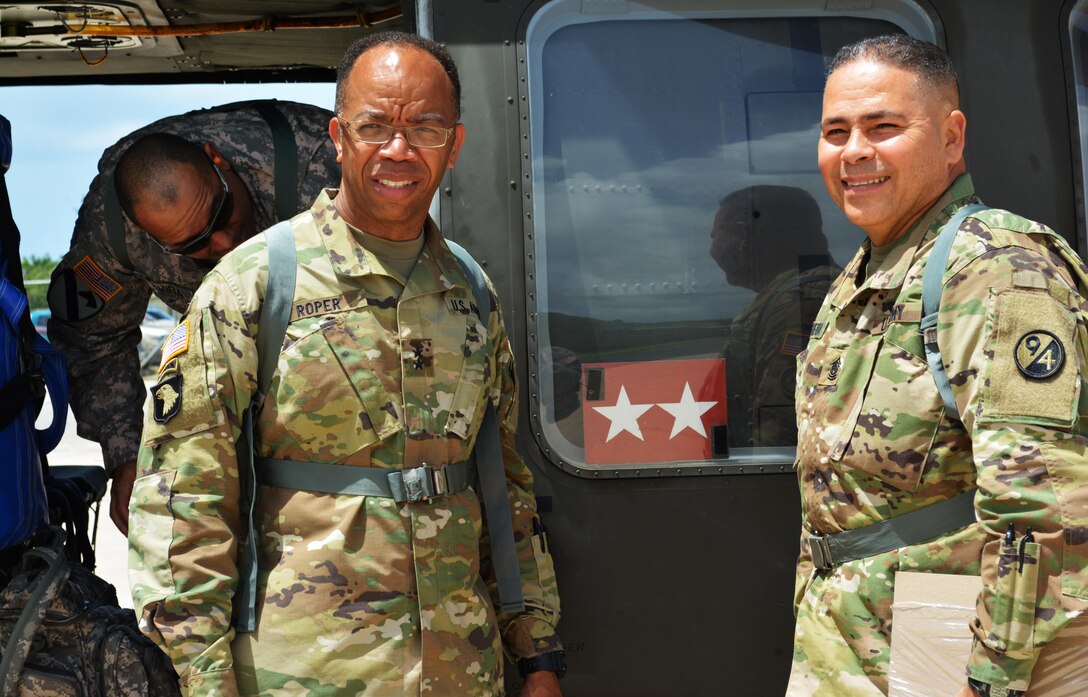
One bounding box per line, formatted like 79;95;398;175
789;175;1088;695
46;100;339;475
129;190;562;697
723;263;837;448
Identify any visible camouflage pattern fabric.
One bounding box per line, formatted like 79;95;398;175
129;190;562;697
46;100;340;475
722;263;838;448
787;175;1088;695
0;530;180;696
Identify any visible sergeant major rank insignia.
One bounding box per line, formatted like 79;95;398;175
1015;330;1065;379
152;373;183;423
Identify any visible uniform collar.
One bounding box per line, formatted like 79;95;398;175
313;188;474;299
836;174;979;299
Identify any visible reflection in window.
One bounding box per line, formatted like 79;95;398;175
528;10;913;470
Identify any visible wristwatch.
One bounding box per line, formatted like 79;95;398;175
517;650;567;679
967;677;1024;697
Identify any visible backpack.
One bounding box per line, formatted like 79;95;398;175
0;527;181;697
0;114;68;551
0;114;180;697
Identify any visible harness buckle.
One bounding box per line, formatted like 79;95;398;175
401;463;449;502
809;532;834;570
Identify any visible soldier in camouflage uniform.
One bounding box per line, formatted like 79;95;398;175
788;35;1088;697
712;186;839;448
128;32;563;697
45;100;339;534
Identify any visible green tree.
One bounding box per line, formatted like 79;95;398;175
21;254;56;310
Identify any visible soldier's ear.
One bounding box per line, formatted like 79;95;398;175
447;123;466;169
329;117;345;163
943;110;967;166
203;142;230;170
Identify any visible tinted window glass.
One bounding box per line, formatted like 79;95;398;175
1069;0;1088;241
528;11;911;471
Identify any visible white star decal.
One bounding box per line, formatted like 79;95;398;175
657;382;718;439
592;386;654;442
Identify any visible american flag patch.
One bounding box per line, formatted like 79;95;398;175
73;256;121;301
158;320;190;373
780;330;809;357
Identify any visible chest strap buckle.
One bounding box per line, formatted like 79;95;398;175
399;464;449;502
809;533;834;570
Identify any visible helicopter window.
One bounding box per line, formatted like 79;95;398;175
524;3;937;474
1068;0;1088;245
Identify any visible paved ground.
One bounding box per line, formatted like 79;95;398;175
43;390;134;608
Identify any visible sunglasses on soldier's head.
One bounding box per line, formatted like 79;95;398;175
154;157;234;256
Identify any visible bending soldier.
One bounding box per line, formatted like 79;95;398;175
46;100;339;533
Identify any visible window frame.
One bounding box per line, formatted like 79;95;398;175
516;0;942;478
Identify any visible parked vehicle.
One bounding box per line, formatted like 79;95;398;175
29;308;174;371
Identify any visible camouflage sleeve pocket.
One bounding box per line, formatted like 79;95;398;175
129;470;178;601
526;520;560;622
988;540;1040;659
980;288;1079;427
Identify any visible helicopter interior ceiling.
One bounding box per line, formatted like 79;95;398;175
0;1;409;81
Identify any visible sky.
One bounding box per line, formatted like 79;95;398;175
2;82;334;259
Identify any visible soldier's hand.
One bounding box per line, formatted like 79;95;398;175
109;459;137;536
519;671;562;697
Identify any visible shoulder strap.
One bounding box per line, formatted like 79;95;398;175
235;220;296;633
257;221;298;395
103;173;133;271
446;240;489;326
445;240;525;613
920;203;989;417
0;529;70;697
252;101;299;223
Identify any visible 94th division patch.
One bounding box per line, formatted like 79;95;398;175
1015;330;1065;379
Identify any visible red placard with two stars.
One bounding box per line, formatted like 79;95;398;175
581;358;727;465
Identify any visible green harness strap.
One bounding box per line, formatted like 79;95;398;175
807;489;977;569
104;100;298;269
446;240;526;614
233;230;525;633
233;219;296;633
920;203;989;416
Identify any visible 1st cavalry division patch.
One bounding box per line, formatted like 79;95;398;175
1015;330;1065;379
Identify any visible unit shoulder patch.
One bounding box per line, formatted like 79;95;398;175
1014;330;1065;379
981;288;1078;427
151;373;183;423
47;256;123;321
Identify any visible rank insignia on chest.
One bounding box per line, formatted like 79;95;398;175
151;373;183;423
819;352;843;386
1015;330;1065;379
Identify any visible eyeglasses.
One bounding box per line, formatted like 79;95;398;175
338;118;456;148
153;158;233;256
